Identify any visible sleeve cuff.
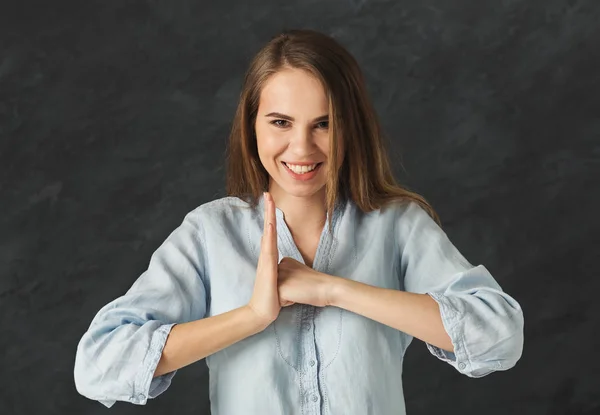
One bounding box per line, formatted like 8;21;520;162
426;292;474;375
427;292;508;378
133;323;178;404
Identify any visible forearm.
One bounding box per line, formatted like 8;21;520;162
329;277;454;352
154;305;267;378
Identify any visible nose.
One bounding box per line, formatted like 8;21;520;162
289;126;318;157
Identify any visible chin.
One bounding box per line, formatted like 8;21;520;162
283;187;326;198
272;177;327;199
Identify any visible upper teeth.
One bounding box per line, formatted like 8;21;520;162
285;163;318;174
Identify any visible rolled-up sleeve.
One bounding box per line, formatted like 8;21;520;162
74;208;209;407
398;202;524;378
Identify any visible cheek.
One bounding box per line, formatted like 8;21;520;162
255;125;270;155
256;132;285;163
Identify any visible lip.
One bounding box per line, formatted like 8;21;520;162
282;161;322;166
281;161;323;181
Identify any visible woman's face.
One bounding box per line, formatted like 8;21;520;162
255;67;339;199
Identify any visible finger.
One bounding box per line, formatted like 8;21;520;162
260;193;270;254
262;192;268;234
260;193;277;259
266;193;276;255
267;193;278;254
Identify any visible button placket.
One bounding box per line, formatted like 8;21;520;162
301;305;321;413
260;194;345;414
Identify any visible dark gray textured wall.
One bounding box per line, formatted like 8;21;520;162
1;0;599;414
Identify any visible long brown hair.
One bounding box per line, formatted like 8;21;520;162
225;29;441;227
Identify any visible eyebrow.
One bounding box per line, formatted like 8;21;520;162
265;112;329;122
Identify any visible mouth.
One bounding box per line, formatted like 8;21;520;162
281;161;324;181
282;161;322;173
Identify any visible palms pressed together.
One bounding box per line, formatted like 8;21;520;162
247;192;335;327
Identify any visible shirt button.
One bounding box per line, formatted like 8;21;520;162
312;395;319;402
305;324;311;331
137;393;145;401
458;362;466;370
309;360;315;366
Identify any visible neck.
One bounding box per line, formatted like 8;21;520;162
268;185;327;235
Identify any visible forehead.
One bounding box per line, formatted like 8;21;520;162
258;68;328;113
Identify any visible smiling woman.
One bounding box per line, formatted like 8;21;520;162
225;29;440;229
256;68;332;196
74;29;524;415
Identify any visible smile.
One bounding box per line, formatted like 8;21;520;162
281;162;323;181
283;162;321;174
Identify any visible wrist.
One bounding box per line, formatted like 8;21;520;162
243;304;274;333
326;275;347;307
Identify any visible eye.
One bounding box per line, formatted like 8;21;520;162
270;119;290;128
315;121;329;129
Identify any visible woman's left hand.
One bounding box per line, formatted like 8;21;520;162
277;257;338;308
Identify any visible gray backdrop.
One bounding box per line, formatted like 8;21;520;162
1;0;599;414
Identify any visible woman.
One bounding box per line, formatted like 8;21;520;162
74;29;524;414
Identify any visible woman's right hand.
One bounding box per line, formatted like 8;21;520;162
247;192;287;328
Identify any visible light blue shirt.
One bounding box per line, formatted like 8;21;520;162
74;194;524;414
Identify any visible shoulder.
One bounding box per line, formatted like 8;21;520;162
196;195;253;214
375;199;441;241
183;196;257;229
378;199;431;223
345;199;432;240
345;198;428;223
